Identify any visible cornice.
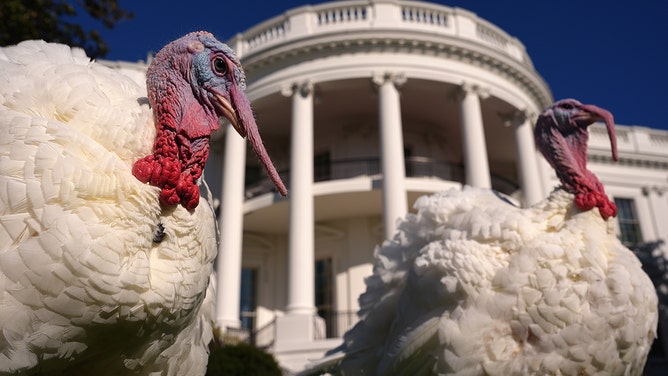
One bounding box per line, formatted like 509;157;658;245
588;153;668;170
240;30;552;111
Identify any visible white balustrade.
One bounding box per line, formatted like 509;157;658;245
228;0;532;65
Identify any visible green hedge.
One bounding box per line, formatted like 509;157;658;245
206;342;282;376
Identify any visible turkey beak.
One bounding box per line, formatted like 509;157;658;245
215;93;246;138
578;104;618;162
220;88;288;197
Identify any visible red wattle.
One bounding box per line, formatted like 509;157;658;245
574;193;597;212
132;123;208;211
574;191;617;220
160;187;181;206
597;197;617;220
132;156;154;184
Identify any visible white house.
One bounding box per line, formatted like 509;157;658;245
104;0;668;373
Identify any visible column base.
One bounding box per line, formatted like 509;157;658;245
274;313;325;348
216;317;242;330
214;318;244;343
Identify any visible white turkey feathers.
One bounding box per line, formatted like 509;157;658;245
304;187;658;375
0;39;216;374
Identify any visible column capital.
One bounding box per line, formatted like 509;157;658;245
499;108;536;128
372;71;407;90
643;185;668;196
455;82;490;101
281;80;314;98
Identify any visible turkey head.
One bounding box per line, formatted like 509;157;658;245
534;98;618;219
133;31;287;210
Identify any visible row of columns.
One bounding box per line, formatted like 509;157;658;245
215;74;545;331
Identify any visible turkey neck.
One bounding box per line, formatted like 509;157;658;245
132;64;217;211
553;126;589;192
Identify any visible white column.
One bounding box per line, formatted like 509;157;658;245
274;81;321;350
643;186;668;245
216;122;247;331
512;111;544;206
284;81;316;316
458;83;491;188
373;72;408;239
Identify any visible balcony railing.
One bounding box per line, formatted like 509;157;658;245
315;310;360;340
228;0;531;67
240;310;360;348
245;156;518;198
589;123;668;157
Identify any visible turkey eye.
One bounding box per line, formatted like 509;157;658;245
561;103;573;110
212;57;227;75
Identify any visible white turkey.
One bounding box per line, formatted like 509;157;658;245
0;32;286;374
301;99;658;375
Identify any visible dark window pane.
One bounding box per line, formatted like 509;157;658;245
315;258;334;337
240;268;257;330
613;198;643;248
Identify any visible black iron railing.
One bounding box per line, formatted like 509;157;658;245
240;310;361;347
245;156;518;198
315;310;360;339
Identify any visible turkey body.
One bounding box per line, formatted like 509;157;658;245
0;41;215;374
313;187;657;375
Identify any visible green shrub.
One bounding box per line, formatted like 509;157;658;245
206;342;282;376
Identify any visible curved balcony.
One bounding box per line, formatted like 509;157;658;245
230;0;531;67
244;156;519;199
227;0;551;111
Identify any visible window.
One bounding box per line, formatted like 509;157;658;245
404;147;413;177
239;268;257;330
314;152;331;182
315;258;334;337
614;198;643;247
244;165;262;186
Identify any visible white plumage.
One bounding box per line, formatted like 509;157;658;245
302;100;658;376
0;35;257;374
0;40;215;374
305;188;658;375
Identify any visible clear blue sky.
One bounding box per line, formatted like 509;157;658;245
88;1;667;130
